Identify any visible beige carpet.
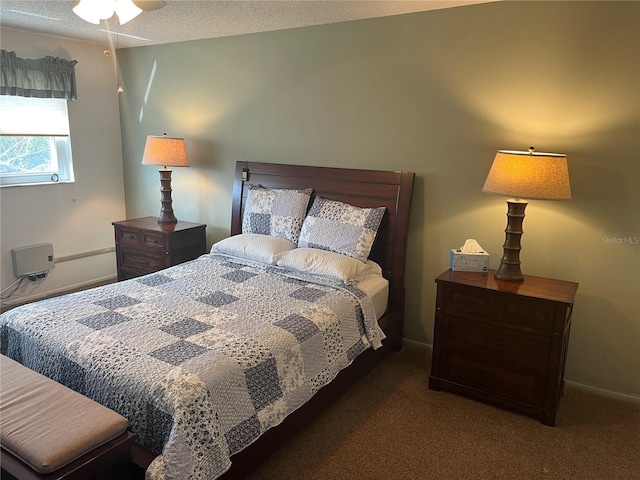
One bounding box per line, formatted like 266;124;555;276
244;343;640;480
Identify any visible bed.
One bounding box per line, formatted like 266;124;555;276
0;161;415;480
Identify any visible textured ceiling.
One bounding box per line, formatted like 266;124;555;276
1;0;496;49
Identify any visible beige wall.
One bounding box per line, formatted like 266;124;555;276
118;1;639;398
2;2;635;397
0;29;126;303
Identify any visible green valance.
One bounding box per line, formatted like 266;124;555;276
0;50;78;100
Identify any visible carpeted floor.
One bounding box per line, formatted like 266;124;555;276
244;342;640;480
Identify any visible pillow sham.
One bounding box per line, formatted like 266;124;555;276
297;196;385;262
211;233;296;265
276;248;383;284
242;185;312;243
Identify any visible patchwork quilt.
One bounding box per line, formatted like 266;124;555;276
0;253;384;480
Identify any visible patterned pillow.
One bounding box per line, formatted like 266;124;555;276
242;185;313;243
298;197;386;262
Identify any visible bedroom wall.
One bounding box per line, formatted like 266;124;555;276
123;1;636;398
0;29;126;306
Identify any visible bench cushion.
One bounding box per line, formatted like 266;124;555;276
0;355;129;474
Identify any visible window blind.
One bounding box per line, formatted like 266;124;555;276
0;96;70;136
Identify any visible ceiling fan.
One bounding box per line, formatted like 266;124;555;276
73;0;166;26
133;1;167;11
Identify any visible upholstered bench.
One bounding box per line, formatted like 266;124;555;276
0;355;134;480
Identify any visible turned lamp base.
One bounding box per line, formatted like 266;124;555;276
157;168;177;224
495;199;527;282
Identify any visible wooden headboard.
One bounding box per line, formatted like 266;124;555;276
231;161;415;345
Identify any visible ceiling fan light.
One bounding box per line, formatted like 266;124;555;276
115;0;143;25
72;0;100;24
73;0;115;23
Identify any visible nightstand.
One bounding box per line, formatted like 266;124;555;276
428;269;578;426
112;217;207;281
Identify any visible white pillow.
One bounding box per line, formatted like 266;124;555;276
276;248;383;284
211;234;296;265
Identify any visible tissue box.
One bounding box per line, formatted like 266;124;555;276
450;249;490;272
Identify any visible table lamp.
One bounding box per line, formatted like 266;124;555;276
482;147;571;282
142;133;190;224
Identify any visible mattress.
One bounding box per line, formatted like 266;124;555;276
357;275;389;320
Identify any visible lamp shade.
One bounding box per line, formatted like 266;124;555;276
141;134;190;168
482;149;571;200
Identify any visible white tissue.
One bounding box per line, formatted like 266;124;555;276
460;239;485;253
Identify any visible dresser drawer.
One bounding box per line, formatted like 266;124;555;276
440;283;555;335
441;354;546;406
119;249;165;272
141;231;166;251
440;284;494;316
118;267;148;281
116;227;140;247
496;295;555;334
116;227;166;252
442;315;551;371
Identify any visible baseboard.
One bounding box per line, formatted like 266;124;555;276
403;338;639;405
403;338;432;353
564;380;640;405
0;275;117;312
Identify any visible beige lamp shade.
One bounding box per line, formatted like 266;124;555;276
482;149;571;200
141;134;190;168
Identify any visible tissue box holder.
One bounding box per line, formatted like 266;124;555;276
450;249;490;272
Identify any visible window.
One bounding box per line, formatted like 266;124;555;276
0;96;74;187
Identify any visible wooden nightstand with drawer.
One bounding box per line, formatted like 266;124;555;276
113;217;206;281
428;269;578;426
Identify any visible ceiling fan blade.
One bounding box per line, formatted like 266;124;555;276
133;0;167;11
